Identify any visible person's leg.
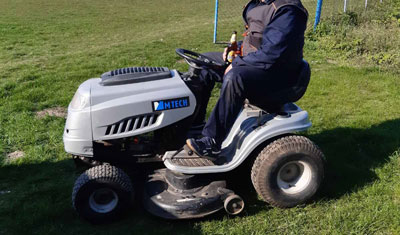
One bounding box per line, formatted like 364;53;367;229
186;67;266;160
201;66;273;145
192;52;226;126
187;66;277;159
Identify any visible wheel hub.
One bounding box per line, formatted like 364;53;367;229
280;163;301;182
277;161;312;195
89;188;119;213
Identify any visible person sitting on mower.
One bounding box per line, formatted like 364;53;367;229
186;0;309;160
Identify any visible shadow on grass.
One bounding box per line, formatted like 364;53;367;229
1;119;398;233
311;118;400;199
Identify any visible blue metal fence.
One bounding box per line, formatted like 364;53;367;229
314;0;323;29
213;0;219;43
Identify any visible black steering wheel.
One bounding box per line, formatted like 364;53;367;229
175;48;225;69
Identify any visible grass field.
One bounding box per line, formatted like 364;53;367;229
1;0;400;234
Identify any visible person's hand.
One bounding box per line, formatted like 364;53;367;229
224;64;232;75
222;47;228;62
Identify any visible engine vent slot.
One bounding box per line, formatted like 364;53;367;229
100;67;171;86
105;113;160;136
110;67;168;76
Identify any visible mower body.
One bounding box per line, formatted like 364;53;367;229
65;64;322;222
63;67;311;168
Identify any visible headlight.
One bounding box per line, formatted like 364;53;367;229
70;91;90;110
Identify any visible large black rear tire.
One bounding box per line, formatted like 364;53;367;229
72;165;133;224
251;135;324;208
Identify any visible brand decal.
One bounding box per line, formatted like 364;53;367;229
152;97;190;111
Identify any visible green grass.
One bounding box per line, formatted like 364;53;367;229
1;0;400;234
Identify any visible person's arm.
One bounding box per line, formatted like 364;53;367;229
232;6;307;70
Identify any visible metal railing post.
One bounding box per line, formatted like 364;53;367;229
313;0;323;30
213;0;219;44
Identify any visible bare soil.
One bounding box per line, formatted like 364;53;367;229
6;151;25;162
36;107;67;119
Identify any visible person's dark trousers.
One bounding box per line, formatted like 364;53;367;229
192;52;226;126
202;66;293;146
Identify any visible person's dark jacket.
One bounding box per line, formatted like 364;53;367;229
232;0;308;77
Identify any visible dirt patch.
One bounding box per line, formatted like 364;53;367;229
6;151;25;162
36;106;67;119
326;59;339;64
176;59;187;64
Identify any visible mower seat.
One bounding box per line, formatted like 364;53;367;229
250;60;311;113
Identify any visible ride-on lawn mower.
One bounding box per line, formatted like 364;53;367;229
64;49;325;223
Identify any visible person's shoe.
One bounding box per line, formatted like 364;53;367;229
186;137;221;161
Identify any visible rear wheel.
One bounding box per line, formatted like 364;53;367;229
72;165;134;224
251;135;324;208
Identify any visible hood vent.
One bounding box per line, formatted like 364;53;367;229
110;67;168;76
100;67;171;86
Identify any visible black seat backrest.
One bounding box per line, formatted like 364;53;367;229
250;60;311;112
269;60;311;103
291;60;311;101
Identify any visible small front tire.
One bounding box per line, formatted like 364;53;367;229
251;135;324;208
72;165;134;224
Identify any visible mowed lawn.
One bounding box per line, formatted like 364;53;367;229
1;0;400;234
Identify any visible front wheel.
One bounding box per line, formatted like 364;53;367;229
251;135;325;208
72;165;134;224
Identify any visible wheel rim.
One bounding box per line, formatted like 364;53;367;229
89;188;119;213
277;161;312;195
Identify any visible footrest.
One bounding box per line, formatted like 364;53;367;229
170;156;216;167
164;148;216;167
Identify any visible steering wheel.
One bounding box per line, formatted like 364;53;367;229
175;48;225;69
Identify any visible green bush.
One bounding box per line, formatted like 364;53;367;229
309;1;400;72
